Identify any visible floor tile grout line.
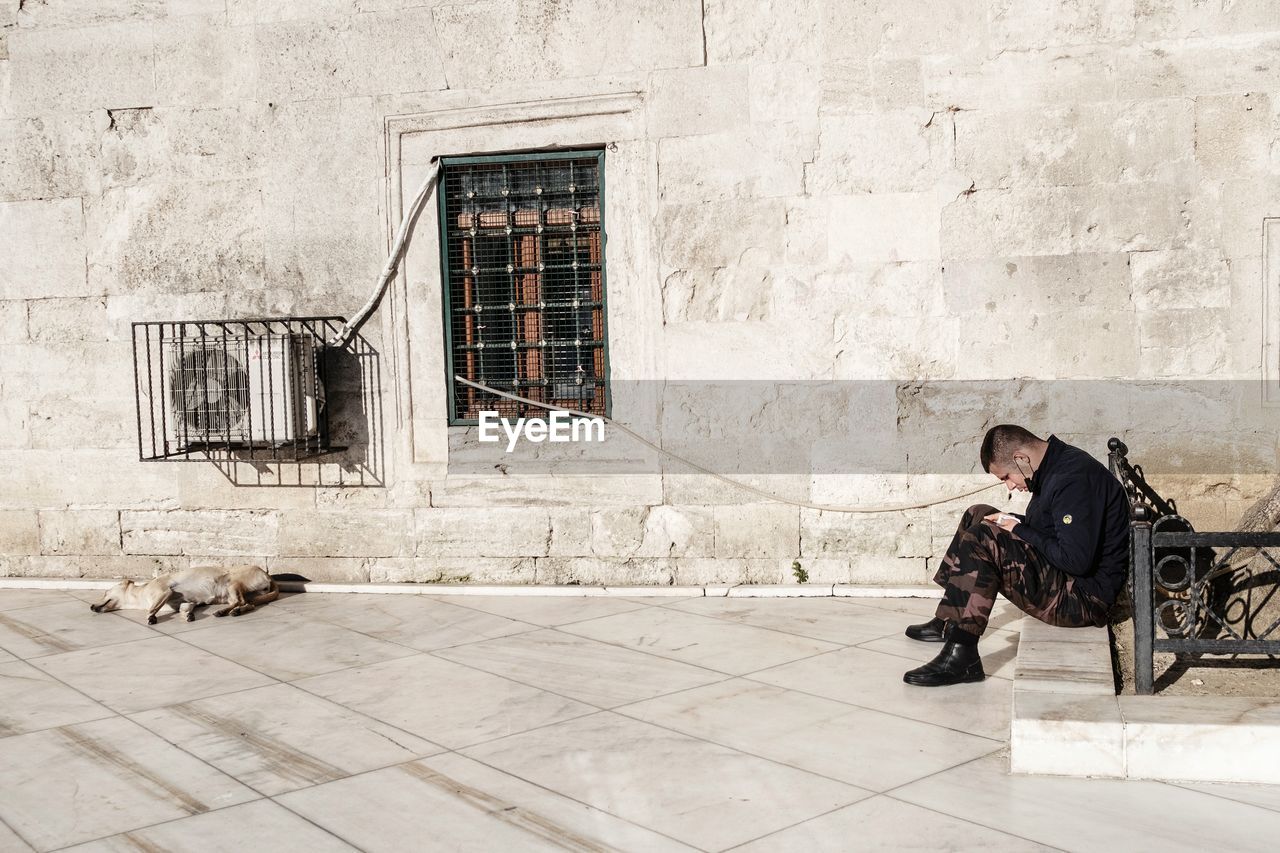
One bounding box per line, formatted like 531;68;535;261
878;793;1073;853
41;796;279;853
453;715;875;851
717;794;883;852
641;598;934;648
436;594;656;628
0;810;38;852
874;746;1007;799
1159;780;1280;819
429;748;716;853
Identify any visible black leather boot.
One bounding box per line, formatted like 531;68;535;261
902;626;985;686
904;616;947;642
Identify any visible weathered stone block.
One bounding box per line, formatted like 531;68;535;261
122;510;280;556
590;506;714;558
714;504;799;558
1115;35;1280;101
432;474;664;508
954;100;1193;189
647;65;750;139
1138;309;1229;378
823;0;988;61
942;254;1132;316
0;300;26;342
1194;93;1279;179
988;0;1135;52
832;315;959;380
8;22;156;114
1130;250;1230;311
153;17;258;107
1;342;120;402
38;510;120;556
0;198;88;300
749;61;820;129
278;510;413;558
15;555;176;580
800;508;933;559
828;193;940;263
847;555;931;585
1135;0;1280;39
706;0;821;63
257;8;447;102
658;128;806;202
416;507;550;558
661;320;834;380
533;556;674;585
96;105;266;189
266;556;371;584
673;557;791;585
29;395;136;451
27;297;111;343
436;0;700;90
0;114;100;202
923;45;1118;110
548;508;593;557
0;510;39;555
86;181;264;295
658;198;785;269
404;557;535;585
806;110;946;194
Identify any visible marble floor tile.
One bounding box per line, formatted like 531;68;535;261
284;594;537;651
0;590;77;612
62;799;356;853
0;821;33;852
558;606;840;676
844;597;1028;634
619;678;1001;791
435;628;725;708
441;594;652;626
734;795;1056;852
0;647;15;664
894;750;1280;850
174;613;419;681
130;683;443;796
462;711;869;851
749;646;1014;741
278;752;695;853
665;597;910;646
31;636;275;714
294;653;594;749
0;602;155;659
857;629;1020;680
0;660;114;736
1177;779;1280;814
0;716;257;852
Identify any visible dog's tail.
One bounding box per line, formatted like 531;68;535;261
249;580;281;606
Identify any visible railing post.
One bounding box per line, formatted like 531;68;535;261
1132;521;1155;695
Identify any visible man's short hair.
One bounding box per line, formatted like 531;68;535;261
980;424;1043;472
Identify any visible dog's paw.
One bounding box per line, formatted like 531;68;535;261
186;613;195;622
214;610;229;617
147;615;157;625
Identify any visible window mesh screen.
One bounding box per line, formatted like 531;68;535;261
441;153;607;422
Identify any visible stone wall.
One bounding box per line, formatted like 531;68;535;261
2;1;1278;585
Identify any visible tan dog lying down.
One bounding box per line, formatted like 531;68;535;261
90;565;280;624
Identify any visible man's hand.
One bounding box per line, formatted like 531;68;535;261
984;512;1019;533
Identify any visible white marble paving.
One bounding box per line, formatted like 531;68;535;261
174;612;420;681
618;678;1003;791
733;795;1058;852
61;799;357;853
0;589;77;612
0;601;156;659
129;683;444;796
1;593;1278;851
461;711;871;851
1120;695;1280;785
557;605;841;675
0;660;114;736
294;653;595;748
0;717;257;852
895;750;1280;851
30;635;275;714
751;645;1015;741
664;596;911;645
434;628;726;708
278;752;696;852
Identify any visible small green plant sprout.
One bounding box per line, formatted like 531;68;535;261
792;560;809;584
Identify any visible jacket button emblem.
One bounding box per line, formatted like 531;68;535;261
1062;514;1073;524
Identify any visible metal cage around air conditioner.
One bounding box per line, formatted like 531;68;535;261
133;318;339;461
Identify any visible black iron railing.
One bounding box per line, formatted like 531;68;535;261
1108;437;1280;694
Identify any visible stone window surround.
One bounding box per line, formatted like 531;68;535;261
1265;217;1280;406
385;92;655;474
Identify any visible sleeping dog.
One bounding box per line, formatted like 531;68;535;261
90;565;281;624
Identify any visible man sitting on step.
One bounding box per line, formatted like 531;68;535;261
903;424;1131;687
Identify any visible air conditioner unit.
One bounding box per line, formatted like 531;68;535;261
162;334;324;448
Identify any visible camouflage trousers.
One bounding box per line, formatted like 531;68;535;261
933;503;1111;639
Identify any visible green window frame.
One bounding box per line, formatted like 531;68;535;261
439;150;611;425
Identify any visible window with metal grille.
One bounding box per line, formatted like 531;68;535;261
440;151;609;424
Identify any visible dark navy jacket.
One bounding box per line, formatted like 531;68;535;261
1010;436;1131;605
